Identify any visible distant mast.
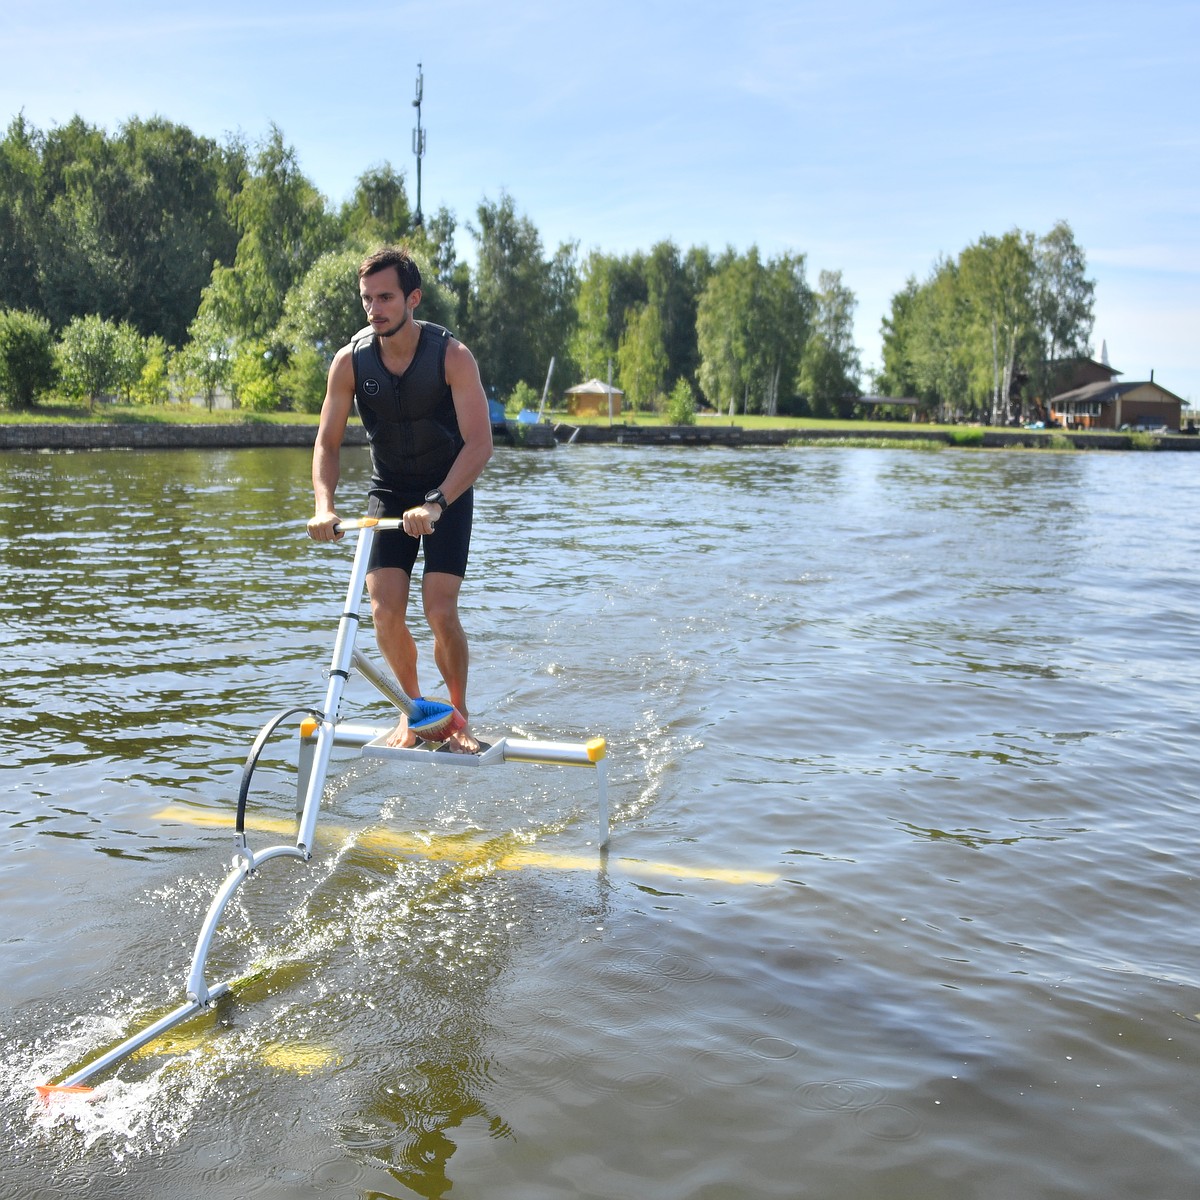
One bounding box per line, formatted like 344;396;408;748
1100;339;1110;367
412;63;426;227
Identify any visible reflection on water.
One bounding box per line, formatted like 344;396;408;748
2;443;1200;1199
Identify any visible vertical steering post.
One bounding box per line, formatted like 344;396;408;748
295;520;395;856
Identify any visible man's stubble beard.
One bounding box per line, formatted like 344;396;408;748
379;308;409;339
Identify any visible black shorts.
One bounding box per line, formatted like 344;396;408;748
365;486;473;578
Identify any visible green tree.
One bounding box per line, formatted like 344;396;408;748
696;248;812;416
617;301;668;411
504;379;539;416
571;251;621;381
56;313;122;406
543;242;580;388
799;270;860;415
277;247;368;359
884;235;1049;423
757;254;814;415
644;240;706;390
877;277;921;399
906;258;974;420
0;308;56;408
1031;220;1095;403
411;206;467;327
0;115;43;315
230;339;281;411
131;335;172;405
464;192;577;398
177;310;232;409
279;344;328;414
25;116;239;344
111;321;149;401
112;117;242;344
339;163;412;245
197;126;336;341
666;377;696;425
34;117;127;325
696;249;753;415
277;243;458;362
420;206;460;286
958;231;1038;424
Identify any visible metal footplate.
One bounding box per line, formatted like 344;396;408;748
362;735;509;767
363;733;605;769
298;718;609;846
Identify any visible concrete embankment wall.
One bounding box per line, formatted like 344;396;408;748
0;423;343;451
0;421;557;452
1;421;1196;452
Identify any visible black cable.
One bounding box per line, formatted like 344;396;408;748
235;706;324;835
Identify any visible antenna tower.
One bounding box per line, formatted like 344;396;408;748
412;63;426;227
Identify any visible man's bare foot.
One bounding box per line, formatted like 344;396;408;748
444;725;480;754
385;713;419;748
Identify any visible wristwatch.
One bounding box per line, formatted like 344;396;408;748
424;489;448;512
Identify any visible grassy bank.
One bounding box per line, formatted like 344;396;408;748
0;401;921;436
0;400;1186;453
559;410;921;434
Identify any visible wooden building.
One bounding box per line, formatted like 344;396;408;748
1044;355;1122;396
565;379;623;417
1048;379;1184;431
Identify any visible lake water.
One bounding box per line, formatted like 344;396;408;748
2;441;1199;1200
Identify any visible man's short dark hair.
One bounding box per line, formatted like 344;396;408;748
359;247;422;296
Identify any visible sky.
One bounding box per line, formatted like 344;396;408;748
3;0;1197;401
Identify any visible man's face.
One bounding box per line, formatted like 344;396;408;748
360;267;420;337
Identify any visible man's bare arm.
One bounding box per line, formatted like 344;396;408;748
307;347;355;541
400;338;493;537
438;338;494;504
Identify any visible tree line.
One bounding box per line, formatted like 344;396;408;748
0;113;1093;422
876;223;1095;423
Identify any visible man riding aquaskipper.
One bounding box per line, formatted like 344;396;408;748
307;246;493;753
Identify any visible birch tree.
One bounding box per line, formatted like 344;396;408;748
757;254;814;415
197;126;336;341
799;269;859;415
1031;220;1095;402
696;249;755;415
696;248;812;416
958;232;1037;424
570;251;618;382
617;301;668;411
904;258;974;421
464;192;577;398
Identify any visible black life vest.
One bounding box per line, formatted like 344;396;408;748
350;321;464;491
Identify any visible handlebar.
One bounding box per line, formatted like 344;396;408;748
331;517;405;533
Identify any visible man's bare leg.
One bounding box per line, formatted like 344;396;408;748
367;566;421;748
423;571;479;753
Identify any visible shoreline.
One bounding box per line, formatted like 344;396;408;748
1;420;1196;452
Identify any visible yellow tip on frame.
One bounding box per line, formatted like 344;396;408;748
585;737;607;762
299;717;319;739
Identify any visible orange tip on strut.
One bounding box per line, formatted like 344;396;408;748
36;1084;95;1102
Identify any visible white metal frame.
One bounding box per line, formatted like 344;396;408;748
41;518;608;1095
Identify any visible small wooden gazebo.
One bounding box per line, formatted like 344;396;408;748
565;379;623;417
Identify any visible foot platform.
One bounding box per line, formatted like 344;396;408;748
363;735;507;766
298;720;609;846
